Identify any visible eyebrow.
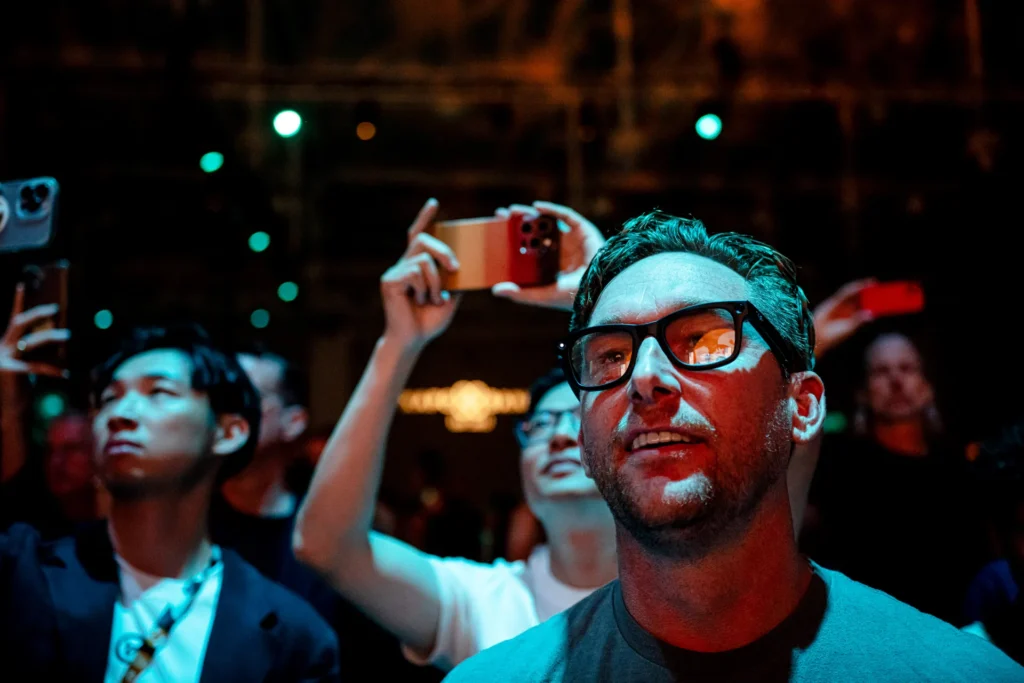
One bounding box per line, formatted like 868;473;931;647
107;372;188;387
588;300;706;326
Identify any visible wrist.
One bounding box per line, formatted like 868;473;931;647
376;334;426;364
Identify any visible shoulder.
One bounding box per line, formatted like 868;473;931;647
222;548;338;651
443;582;616;682
817;566;1022;679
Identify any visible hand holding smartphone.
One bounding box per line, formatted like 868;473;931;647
9;261;70;372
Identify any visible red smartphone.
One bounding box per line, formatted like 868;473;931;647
858;281;925;318
428;213;561;291
19;260;70;366
0;177;60;253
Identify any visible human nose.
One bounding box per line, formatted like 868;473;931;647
628;336;682;406
105;392;141;432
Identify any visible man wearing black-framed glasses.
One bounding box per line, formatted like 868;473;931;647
445;211;1020;682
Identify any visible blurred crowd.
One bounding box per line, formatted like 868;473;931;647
1;201;1021;681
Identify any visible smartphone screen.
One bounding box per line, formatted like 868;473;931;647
20;260;69;365
859;281;925;318
428;214;560;291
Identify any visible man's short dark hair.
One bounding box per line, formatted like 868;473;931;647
525;367;570;420
91;323;261;481
235;342;309;408
571;211;816;373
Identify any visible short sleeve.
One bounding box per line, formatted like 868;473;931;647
402;555;539;671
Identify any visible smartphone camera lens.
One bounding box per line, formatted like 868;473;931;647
529;237;540;248
18;183;47;216
535;217;554;233
521;221;533;234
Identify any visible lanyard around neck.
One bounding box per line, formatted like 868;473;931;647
119;548;222;683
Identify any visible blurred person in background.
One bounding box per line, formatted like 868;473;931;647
0;282;98;538
804;281;987;624
213;344;428;681
0;323;339;681
962;420;1024;664
294;199;618;671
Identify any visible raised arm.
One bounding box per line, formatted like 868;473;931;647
1;284;68;483
293;199;462;654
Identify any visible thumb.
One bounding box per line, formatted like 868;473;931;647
492;282;521;298
491;282;555;305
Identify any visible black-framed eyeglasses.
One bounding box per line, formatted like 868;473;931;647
557;301;807;394
515;407;581;447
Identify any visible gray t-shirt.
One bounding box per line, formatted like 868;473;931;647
443;563;1023;682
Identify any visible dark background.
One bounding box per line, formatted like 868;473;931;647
1;0;1022;507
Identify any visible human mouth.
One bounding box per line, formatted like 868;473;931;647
104;439;143;456
628;430;700;452
542;458;583;477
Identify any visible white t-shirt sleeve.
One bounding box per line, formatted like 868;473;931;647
402;555;540;671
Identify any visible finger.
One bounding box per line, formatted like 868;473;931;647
9;283;25;320
835;278;879;302
407;198;440;243
417;255;444;305
507;204;540;221
17;327;70;353
403;268;429;305
9;304;60;337
494;208;510;219
23;362;68;379
406;233;460;272
492;282;557;305
532;201;588;231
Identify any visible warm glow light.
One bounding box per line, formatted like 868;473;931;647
356;121;376;141
399;381;530;432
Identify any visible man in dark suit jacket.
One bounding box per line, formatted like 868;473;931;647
0;323;339;682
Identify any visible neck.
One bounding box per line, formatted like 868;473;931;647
219;449;296;517
541;499;618;588
618;483;811;652
108;479;215;579
872;420;928;457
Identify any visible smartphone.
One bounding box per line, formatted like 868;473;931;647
859;281;925;318
428;213;561;291
19;260;69;366
0;177;60;253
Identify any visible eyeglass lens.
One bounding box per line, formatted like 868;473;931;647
570;307;737;388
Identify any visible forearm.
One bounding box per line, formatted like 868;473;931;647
0;375;29;484
295;335;422;569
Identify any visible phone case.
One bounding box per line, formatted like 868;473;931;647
429;213;561;291
0;177;60;253
859;281;925;318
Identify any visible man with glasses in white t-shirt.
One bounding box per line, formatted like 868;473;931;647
294;199;619;671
